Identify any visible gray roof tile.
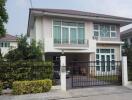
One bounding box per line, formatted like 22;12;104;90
30;8;132;21
0;34;17;42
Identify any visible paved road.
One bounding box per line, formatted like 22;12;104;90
58;92;132;100
0;86;132;100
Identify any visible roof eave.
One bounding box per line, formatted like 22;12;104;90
27;10;132;36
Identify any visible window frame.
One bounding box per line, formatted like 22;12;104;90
94;24;117;38
96;48;115;72
0;42;10;47
53;20;85;44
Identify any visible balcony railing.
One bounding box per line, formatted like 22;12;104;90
54;39;88;45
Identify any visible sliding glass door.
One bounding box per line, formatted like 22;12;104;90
70;28;77;44
62;27;69;44
62;27;77;44
53;20;85;44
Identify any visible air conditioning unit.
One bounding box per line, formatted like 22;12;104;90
93;36;100;40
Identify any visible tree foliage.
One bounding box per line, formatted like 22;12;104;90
123;43;132;81
0;48;2;60
0;0;8;37
5;35;43;61
123;43;132;63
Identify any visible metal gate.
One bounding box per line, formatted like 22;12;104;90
68;61;122;88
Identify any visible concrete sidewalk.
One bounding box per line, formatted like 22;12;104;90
0;86;132;100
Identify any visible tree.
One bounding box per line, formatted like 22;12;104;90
123;43;132;80
0;0;8;37
0;48;2;60
27;40;42;60
5;35;43;61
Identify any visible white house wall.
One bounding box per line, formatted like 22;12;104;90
35;17;43;43
31;16;121;54
30;24;36;41
41;17;96;53
0;42;17;56
85;21;93;40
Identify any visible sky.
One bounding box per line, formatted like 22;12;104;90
6;0;132;36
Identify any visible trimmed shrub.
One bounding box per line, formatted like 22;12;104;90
13;79;52;95
0;82;3;94
0;61;53;88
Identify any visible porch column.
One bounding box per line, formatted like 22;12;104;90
60;56;66;91
89;53;96;76
122;56;128;86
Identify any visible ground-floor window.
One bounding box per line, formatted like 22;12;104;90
96;48;115;72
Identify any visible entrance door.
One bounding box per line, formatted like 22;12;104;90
100;54;111;72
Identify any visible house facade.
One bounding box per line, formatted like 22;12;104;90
121;28;132;46
27;8;132;75
0;34;17;56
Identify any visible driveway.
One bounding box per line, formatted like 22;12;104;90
59;92;132;100
0;86;132;100
66;76;120;89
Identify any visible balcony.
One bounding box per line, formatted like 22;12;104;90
93;36;120;41
44;38;96;52
54;39;89;49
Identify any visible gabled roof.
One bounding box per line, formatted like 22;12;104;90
30;8;132;21
27;8;132;36
120;28;132;38
0;34;17;42
121;28;132;35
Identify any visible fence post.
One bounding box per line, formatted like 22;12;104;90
60;56;66;91
122;56;128;86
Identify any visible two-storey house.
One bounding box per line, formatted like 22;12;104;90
27;8;132;74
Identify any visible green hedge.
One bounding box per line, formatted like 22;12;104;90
13;79;52;95
0;61;53;88
0;82;3;94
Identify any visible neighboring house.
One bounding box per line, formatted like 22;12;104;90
0;34;17;56
27;8;132;75
121;28;132;46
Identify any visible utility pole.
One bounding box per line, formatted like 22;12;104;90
29;0;33;8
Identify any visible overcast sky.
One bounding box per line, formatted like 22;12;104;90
6;0;132;36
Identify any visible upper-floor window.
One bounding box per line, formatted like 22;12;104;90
53;20;85;44
0;42;10;47
94;24;117;38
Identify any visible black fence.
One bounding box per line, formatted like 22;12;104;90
0;61;53;88
128;60;132;81
67;61;122;88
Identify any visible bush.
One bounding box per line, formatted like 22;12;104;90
0;61;53;88
0;82;3;94
13;79;52;95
